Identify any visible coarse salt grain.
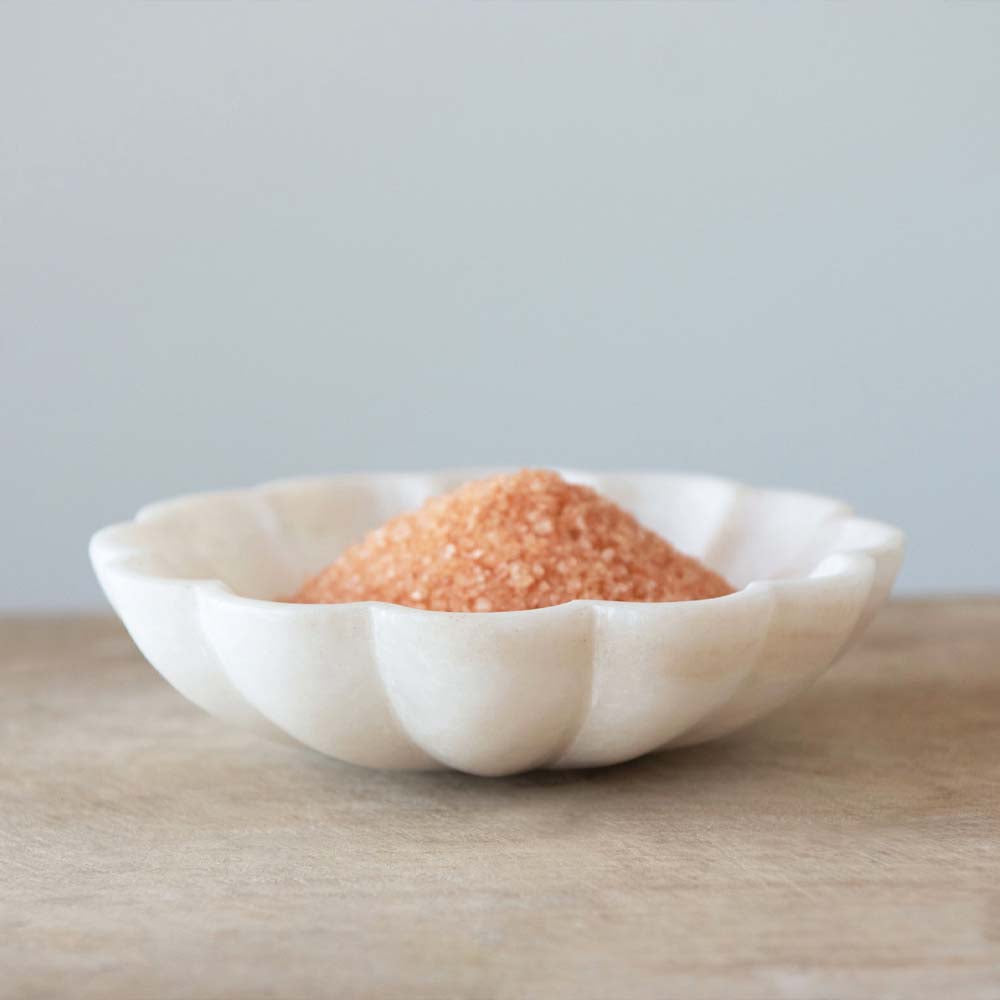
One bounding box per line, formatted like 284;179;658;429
291;469;733;612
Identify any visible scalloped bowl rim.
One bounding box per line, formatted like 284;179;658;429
93;468;902;615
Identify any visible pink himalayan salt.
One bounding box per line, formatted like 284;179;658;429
292;469;734;612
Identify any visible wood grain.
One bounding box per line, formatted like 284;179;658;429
2;599;999;1000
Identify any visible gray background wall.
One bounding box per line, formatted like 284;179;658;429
2;2;998;611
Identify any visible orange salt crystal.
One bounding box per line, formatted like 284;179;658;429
292;469;733;612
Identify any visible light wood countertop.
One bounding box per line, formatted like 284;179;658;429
2;599;998;999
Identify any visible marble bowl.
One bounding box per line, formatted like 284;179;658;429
90;470;903;776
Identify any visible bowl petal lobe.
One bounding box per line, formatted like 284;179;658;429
199;593;439;769
670;551;875;747
371;602;593;776
552;585;773;769
91;527;287;739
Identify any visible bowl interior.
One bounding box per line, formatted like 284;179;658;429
118;470;867;602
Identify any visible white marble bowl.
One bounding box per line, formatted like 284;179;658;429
90;470;903;775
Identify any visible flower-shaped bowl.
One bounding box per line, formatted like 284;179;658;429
90;470;903;776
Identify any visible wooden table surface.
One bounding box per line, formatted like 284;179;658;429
2;599;998;1000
